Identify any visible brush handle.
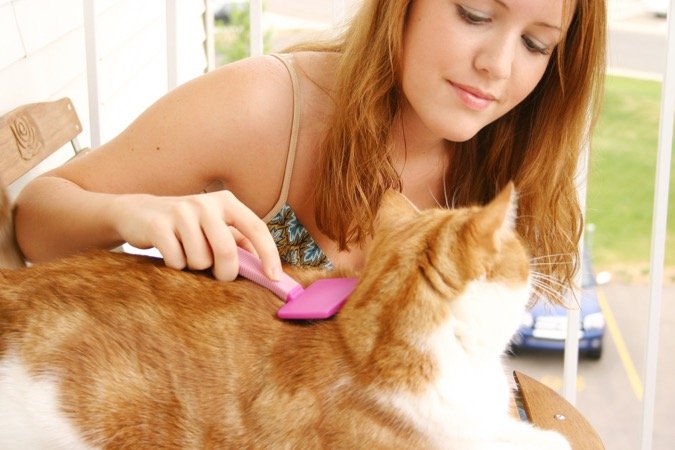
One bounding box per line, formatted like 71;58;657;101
236;247;304;302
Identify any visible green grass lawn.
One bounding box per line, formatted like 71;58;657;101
587;75;675;277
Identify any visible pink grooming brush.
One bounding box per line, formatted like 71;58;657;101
236;247;358;320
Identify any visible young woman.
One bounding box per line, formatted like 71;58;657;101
13;0;606;293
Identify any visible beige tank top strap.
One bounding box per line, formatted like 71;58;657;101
263;53;302;222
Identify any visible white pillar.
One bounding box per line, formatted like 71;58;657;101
166;0;179;90
332;0;345;26
561;136;589;403
250;0;263;56
640;2;675;448
82;0;101;148
204;0;216;71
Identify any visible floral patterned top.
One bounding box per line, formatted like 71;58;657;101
267;203;333;270
262;54;332;270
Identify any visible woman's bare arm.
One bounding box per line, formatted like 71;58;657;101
14;56;294;280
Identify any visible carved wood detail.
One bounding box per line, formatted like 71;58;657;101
10;113;43;160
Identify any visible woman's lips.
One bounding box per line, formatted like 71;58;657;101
449;81;496;111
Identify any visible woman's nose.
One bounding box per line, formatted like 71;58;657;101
474;34;517;80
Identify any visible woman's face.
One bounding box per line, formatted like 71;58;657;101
401;0;568;143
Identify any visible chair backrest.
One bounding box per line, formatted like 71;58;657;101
0;97;85;186
0;97;87;268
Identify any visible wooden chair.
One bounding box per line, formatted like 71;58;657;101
514;371;605;449
0;98;604;449
0;97;88;268
0;97;86;187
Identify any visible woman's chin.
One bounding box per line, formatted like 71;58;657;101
443;129;481;143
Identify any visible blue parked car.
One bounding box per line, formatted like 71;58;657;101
510;249;606;360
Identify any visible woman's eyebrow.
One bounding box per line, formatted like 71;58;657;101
534;21;562;31
492;0;562;31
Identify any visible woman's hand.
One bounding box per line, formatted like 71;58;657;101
110;190;282;281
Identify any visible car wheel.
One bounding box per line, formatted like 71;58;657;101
507;344;522;356
586;347;602;360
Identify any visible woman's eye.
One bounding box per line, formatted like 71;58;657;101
522;36;551;55
456;5;491;25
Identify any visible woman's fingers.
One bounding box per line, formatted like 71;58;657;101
199;207;240;281
228;227;257;256
146;216;187;271
113;190;282;281
173;200;215;271
212;191;282;280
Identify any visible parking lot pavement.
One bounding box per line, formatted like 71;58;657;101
508;282;675;450
608;11;668;79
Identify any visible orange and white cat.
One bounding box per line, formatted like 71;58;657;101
0;183;570;449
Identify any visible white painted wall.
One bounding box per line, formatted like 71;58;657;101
0;0;208;196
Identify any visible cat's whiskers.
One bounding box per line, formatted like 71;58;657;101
531;275;583;308
529;261;572;267
529;258;573;267
527;253;573;305
529;280;565;305
529;276;561;295
529;282;566;306
529;274;569;297
529;253;573;262
528;272;567;305
530;271;567;289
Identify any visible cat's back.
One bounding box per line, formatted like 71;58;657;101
1;249;280;309
0;250;288;356
0;249;348;382
0;250;332;449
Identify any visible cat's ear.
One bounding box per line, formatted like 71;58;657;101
375;189;419;230
467;182;518;252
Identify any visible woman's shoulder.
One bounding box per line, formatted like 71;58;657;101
192;52;335;143
290;51;340;99
197;55;295;129
192;54;335;209
166;56;296;170
167;53;337;209
201;52;336;102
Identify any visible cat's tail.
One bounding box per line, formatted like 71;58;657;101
0;181;25;269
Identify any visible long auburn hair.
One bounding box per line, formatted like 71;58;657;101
289;0;606;294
